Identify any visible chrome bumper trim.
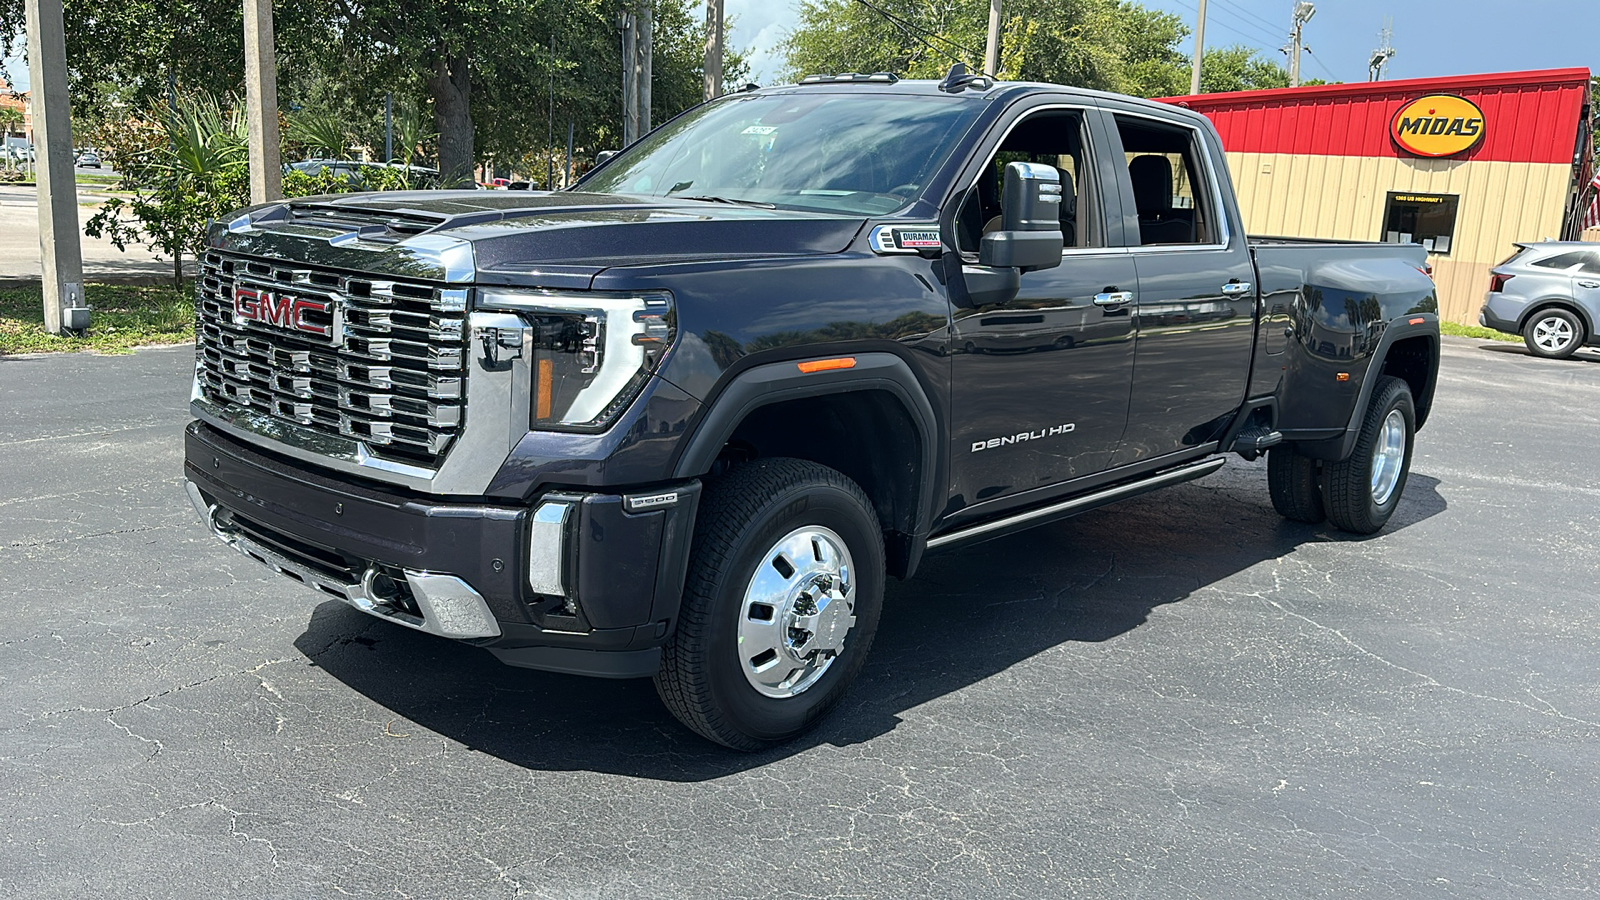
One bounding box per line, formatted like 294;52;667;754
185;480;501;640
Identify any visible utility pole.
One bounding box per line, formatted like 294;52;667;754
1368;19;1396;82
1284;1;1315;88
242;0;281;203
24;0;85;335
984;0;1001;77
621;10;637;145
638;0;652;135
703;0;724;101
1189;0;1208;95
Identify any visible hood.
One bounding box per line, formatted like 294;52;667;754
208;191;867;290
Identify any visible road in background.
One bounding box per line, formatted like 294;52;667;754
2;338;1597;898
0;184;183;283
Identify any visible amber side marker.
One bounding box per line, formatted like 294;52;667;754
798;357;857;374
536;358;554;420
1409;317;1427;325
1336;372;1351;382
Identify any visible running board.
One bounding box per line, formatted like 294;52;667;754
925;456;1228;551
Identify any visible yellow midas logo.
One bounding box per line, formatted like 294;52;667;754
1390;94;1487;158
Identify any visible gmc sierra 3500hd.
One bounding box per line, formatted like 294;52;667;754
184;68;1440;750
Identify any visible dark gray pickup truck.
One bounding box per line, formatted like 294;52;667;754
184;69;1439;748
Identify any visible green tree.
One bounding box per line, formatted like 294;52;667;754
780;0;1189;98
1195;45;1290;94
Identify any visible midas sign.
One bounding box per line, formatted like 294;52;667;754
1390;94;1487;158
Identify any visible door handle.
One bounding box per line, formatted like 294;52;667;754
1580;281;1600;289
1093;291;1134;308
1221;281;1253;295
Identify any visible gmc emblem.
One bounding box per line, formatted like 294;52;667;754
233;287;333;339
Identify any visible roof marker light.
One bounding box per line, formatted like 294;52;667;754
797;357;857;374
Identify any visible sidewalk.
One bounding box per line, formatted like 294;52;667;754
0;185;196;286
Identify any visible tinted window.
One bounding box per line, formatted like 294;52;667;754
1530;251;1593;271
579;93;983;215
954;110;1096;254
1114;116;1218;246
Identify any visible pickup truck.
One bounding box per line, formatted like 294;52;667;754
184;68;1439;750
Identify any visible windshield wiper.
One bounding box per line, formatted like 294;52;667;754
676;194;776;209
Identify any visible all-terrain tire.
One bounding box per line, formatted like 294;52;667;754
654;458;885;750
1322;376;1415;535
1267;446;1324;523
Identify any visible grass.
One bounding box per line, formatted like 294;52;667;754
0;281;194;355
1440;321;1519;342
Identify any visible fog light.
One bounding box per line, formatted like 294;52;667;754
528;501;571;596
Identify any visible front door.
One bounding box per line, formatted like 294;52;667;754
946;105;1137;519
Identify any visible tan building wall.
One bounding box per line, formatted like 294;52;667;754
1222;151;1571;324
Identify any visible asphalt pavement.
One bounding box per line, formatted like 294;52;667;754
2;338;1598;899
0;179;186;284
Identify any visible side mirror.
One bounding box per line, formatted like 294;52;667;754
595;150;619;166
979;161;1064;272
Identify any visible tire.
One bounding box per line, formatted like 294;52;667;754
1267;446;1324;523
655;457;885;750
1322;376;1415;535
1522;307;1585;359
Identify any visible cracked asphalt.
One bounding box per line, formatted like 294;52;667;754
3;338;1598;899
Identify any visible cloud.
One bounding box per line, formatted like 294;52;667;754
725;0;802;84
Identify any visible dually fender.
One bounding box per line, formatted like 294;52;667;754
1332;315;1440;461
669;351;943;543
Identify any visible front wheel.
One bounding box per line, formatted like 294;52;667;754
1523;308;1584;359
1322;376;1415;535
655;458;885;750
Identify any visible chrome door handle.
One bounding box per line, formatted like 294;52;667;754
1221;281;1253;295
1093;291;1134;308
1580;281;1600;289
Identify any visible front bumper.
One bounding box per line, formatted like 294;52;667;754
185;421;700;678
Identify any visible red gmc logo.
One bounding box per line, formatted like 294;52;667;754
233;287;333;338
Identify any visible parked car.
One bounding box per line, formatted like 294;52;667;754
1480;241;1600;359
287;159;445;190
185;68;1439;750
76;150;102;168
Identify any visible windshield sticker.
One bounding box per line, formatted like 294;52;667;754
741;125;779;135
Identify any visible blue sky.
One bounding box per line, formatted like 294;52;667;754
7;2;1598;92
729;0;1599;88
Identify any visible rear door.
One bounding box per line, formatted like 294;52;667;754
1572;252;1600;331
1102;108;1258;465
944;101;1139;518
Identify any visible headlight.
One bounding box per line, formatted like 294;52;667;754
477;288;674;431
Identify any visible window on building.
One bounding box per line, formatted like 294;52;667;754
1381;192;1459;255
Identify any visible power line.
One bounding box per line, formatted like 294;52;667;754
1209;0;1284;37
851;0;984;67
1166;0;1279;54
1304;47;1342;83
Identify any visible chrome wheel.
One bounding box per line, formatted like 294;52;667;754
1532;315;1576;353
737;525;856;699
1370;408;1407;507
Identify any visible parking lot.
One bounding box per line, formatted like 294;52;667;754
2;337;1597;898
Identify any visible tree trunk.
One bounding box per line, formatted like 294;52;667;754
427;52;474;187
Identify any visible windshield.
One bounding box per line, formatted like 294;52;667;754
579;92;983;215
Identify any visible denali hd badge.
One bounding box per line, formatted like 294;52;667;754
869;224;943;255
233;287;335;339
972;423;1075;452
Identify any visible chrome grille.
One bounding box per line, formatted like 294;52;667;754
196;251;469;466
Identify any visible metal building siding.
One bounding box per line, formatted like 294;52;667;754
1163;69;1590;165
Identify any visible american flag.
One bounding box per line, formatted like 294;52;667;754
1585;170;1600;231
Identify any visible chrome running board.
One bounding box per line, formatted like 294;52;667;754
925;456;1228;551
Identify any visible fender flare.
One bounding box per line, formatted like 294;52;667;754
669;352;942;539
1333;315;1440;461
1518;299;1596;337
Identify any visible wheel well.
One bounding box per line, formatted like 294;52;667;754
1381;336;1436;429
716;391;924;578
1519;301;1593;337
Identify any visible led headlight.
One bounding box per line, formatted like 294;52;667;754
478;289;674;432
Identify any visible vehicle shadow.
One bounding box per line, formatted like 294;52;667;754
294;463;1446;781
1475;342;1600;363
